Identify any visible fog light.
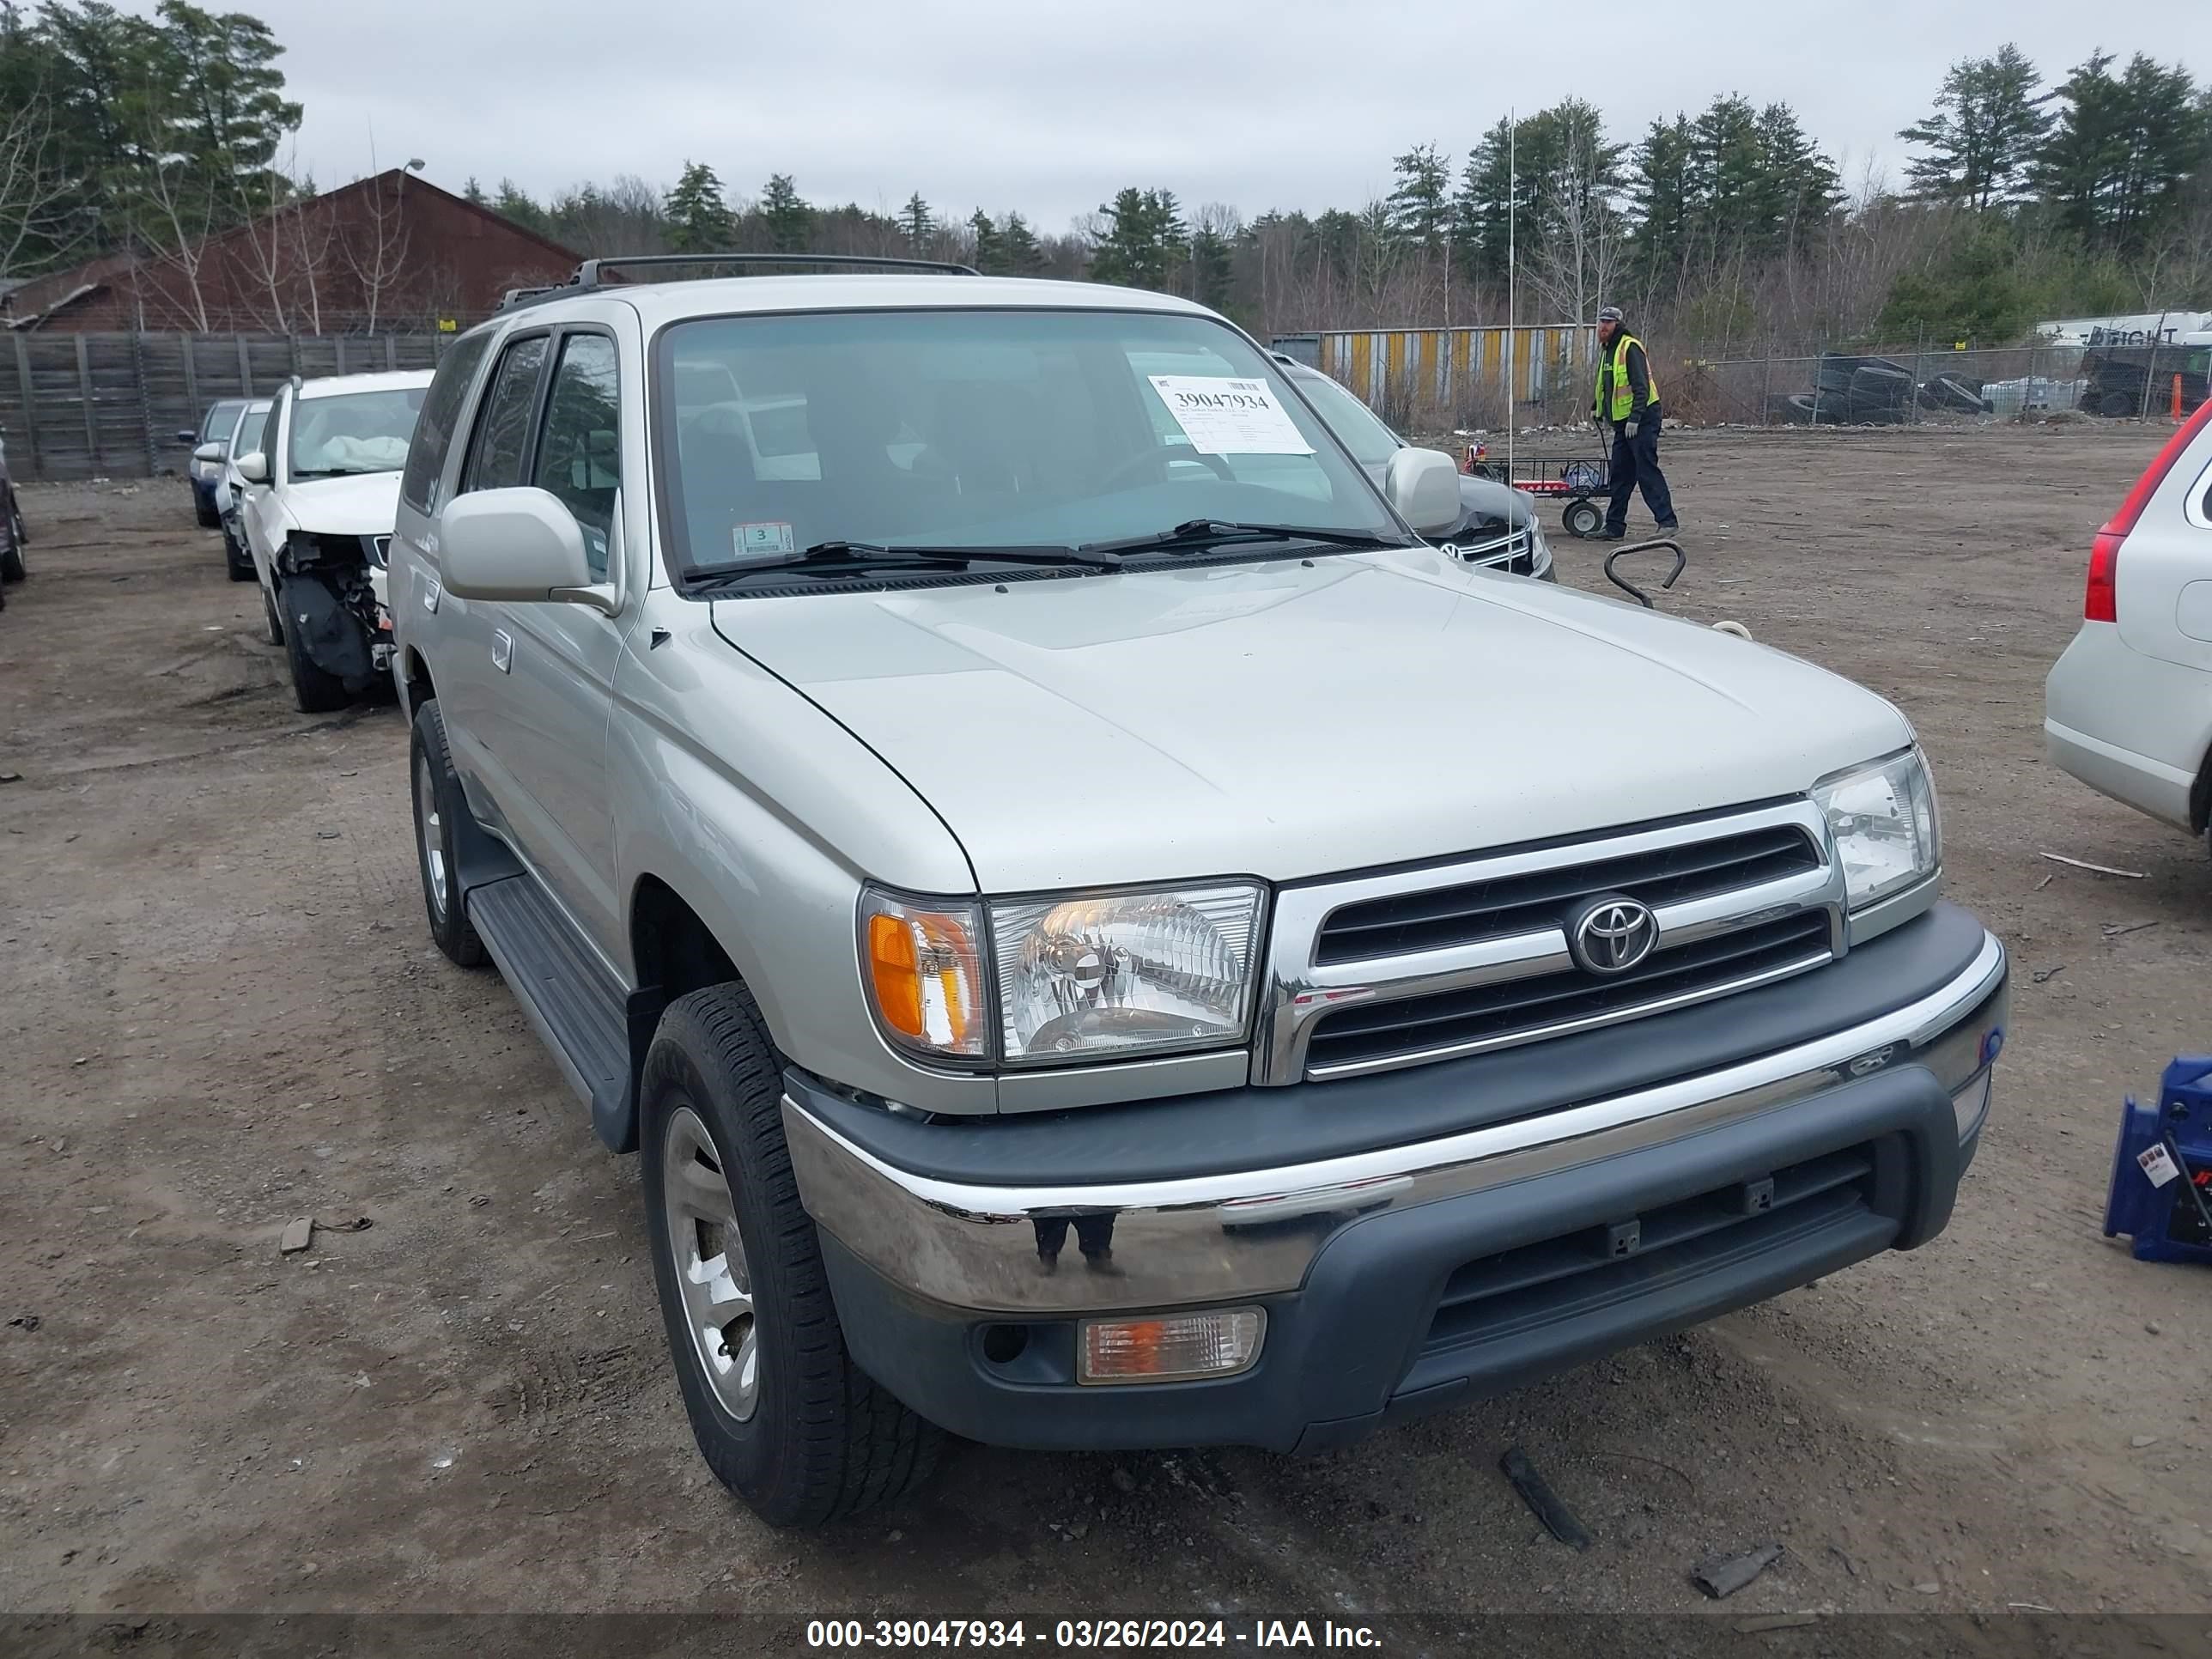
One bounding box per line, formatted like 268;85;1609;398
1079;1308;1263;1385
1953;1070;1993;1140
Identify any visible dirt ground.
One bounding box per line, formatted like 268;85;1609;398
2;425;2209;1647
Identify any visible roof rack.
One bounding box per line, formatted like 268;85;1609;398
574;252;979;287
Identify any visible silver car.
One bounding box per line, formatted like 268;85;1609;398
390;257;2006;1528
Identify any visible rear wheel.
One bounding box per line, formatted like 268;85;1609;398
222;526;254;581
1562;498;1604;539
641;983;940;1528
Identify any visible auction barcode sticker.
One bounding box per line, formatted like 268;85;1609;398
1147;375;1314;456
2138;1143;2182;1188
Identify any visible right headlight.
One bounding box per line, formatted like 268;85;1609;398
860;882;1264;1068
1811;748;1940;911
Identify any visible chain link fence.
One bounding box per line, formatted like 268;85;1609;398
3;330;456;483
1668;341;2211;429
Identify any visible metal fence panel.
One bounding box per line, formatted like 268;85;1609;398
0;330;454;480
1314;325;1601;432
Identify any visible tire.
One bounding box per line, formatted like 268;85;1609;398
409;700;486;967
0;520;22;585
260;580;284;646
1561;497;1604;539
2098;388;2136;418
278;578;351;714
641;982;941;1528
194;492;219;529
222;527;254;581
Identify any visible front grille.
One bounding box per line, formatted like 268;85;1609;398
1316;823;1819;965
1304;910;1832;1073
1419;1141;1878;1360
1455;526;1536;574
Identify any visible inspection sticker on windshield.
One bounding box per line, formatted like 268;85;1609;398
1147;375;1313;456
733;520;795;559
2139;1143;2182;1188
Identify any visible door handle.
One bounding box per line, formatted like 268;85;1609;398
421;574;440;614
491;629;513;673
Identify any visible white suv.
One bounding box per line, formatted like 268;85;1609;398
239;369;432;710
2045;402;2212;858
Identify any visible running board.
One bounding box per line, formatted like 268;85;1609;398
468;873;639;1152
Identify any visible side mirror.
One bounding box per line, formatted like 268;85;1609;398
234;451;268;484
1383;446;1463;538
192;441;225;465
438;487;592;603
174;429;197;445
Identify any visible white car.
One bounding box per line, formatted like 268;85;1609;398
239;369;432;711
216;398;272;582
2045;401;2212;858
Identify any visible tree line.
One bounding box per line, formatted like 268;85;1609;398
3;4;2208;356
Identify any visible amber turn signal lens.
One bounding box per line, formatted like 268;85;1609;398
860;894;986;1059
1079;1308;1264;1384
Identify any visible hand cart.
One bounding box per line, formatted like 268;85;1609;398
1468;450;1613;539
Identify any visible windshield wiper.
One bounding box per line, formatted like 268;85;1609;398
691;539;1119;586
1081;520;1410;558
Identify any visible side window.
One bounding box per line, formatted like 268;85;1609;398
530;333;620;581
462;335;551;495
400;331;495;514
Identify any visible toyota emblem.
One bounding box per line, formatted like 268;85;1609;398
1566;894;1659;975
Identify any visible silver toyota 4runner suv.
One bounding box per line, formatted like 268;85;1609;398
390;255;2009;1528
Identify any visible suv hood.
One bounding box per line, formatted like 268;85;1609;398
278;470;402;534
711;548;1909;892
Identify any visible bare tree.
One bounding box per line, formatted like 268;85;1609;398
0;84;82;278
342;167;410;333
1525;130;1624;326
128;157;222;331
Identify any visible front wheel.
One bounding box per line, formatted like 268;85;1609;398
1562;498;1604;539
409;700;486;967
641;983;941;1528
0;520;23;585
278;578;350;713
222;527;254;581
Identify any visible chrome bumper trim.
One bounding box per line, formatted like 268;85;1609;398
784;932;2008;1316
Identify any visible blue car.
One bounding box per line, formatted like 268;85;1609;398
177;398;246;528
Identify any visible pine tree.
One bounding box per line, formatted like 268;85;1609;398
1188;223;1234;308
662;160;734;253
1386;143;1451;252
2033;52;2208;253
462;175;486;205
1000;210;1047;275
1451;117;1520;283
760;172;811;252
1090;187;1185;290
968;209;1002;272
493;178;547;234
1899;45;2053;209
900;191;933;249
154;0;302;214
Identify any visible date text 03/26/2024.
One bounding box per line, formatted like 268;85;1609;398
804;1620;1383;1650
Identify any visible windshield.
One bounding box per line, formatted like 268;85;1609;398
199;400;245;441
658;308;1398;578
1289;371;1402;468
231;406;270;459
289;387;427;480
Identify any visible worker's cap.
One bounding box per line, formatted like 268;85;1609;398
1596;305;1625;324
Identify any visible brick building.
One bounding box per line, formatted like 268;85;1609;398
3;171;578;333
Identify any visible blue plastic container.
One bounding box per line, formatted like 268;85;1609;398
2105;1056;2212;1265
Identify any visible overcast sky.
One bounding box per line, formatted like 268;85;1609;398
193;0;2200;229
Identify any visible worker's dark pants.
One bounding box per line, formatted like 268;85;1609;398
1606;411;1676;532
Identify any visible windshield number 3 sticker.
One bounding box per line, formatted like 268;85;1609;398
1148;375;1315;457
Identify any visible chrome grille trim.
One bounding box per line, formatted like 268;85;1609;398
1254;800;1846;1085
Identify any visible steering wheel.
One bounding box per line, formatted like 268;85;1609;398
1099;446;1235;492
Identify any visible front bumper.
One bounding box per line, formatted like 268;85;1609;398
788;923;2006;1454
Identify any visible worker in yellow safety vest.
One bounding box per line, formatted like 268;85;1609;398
1590;305;1678;539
